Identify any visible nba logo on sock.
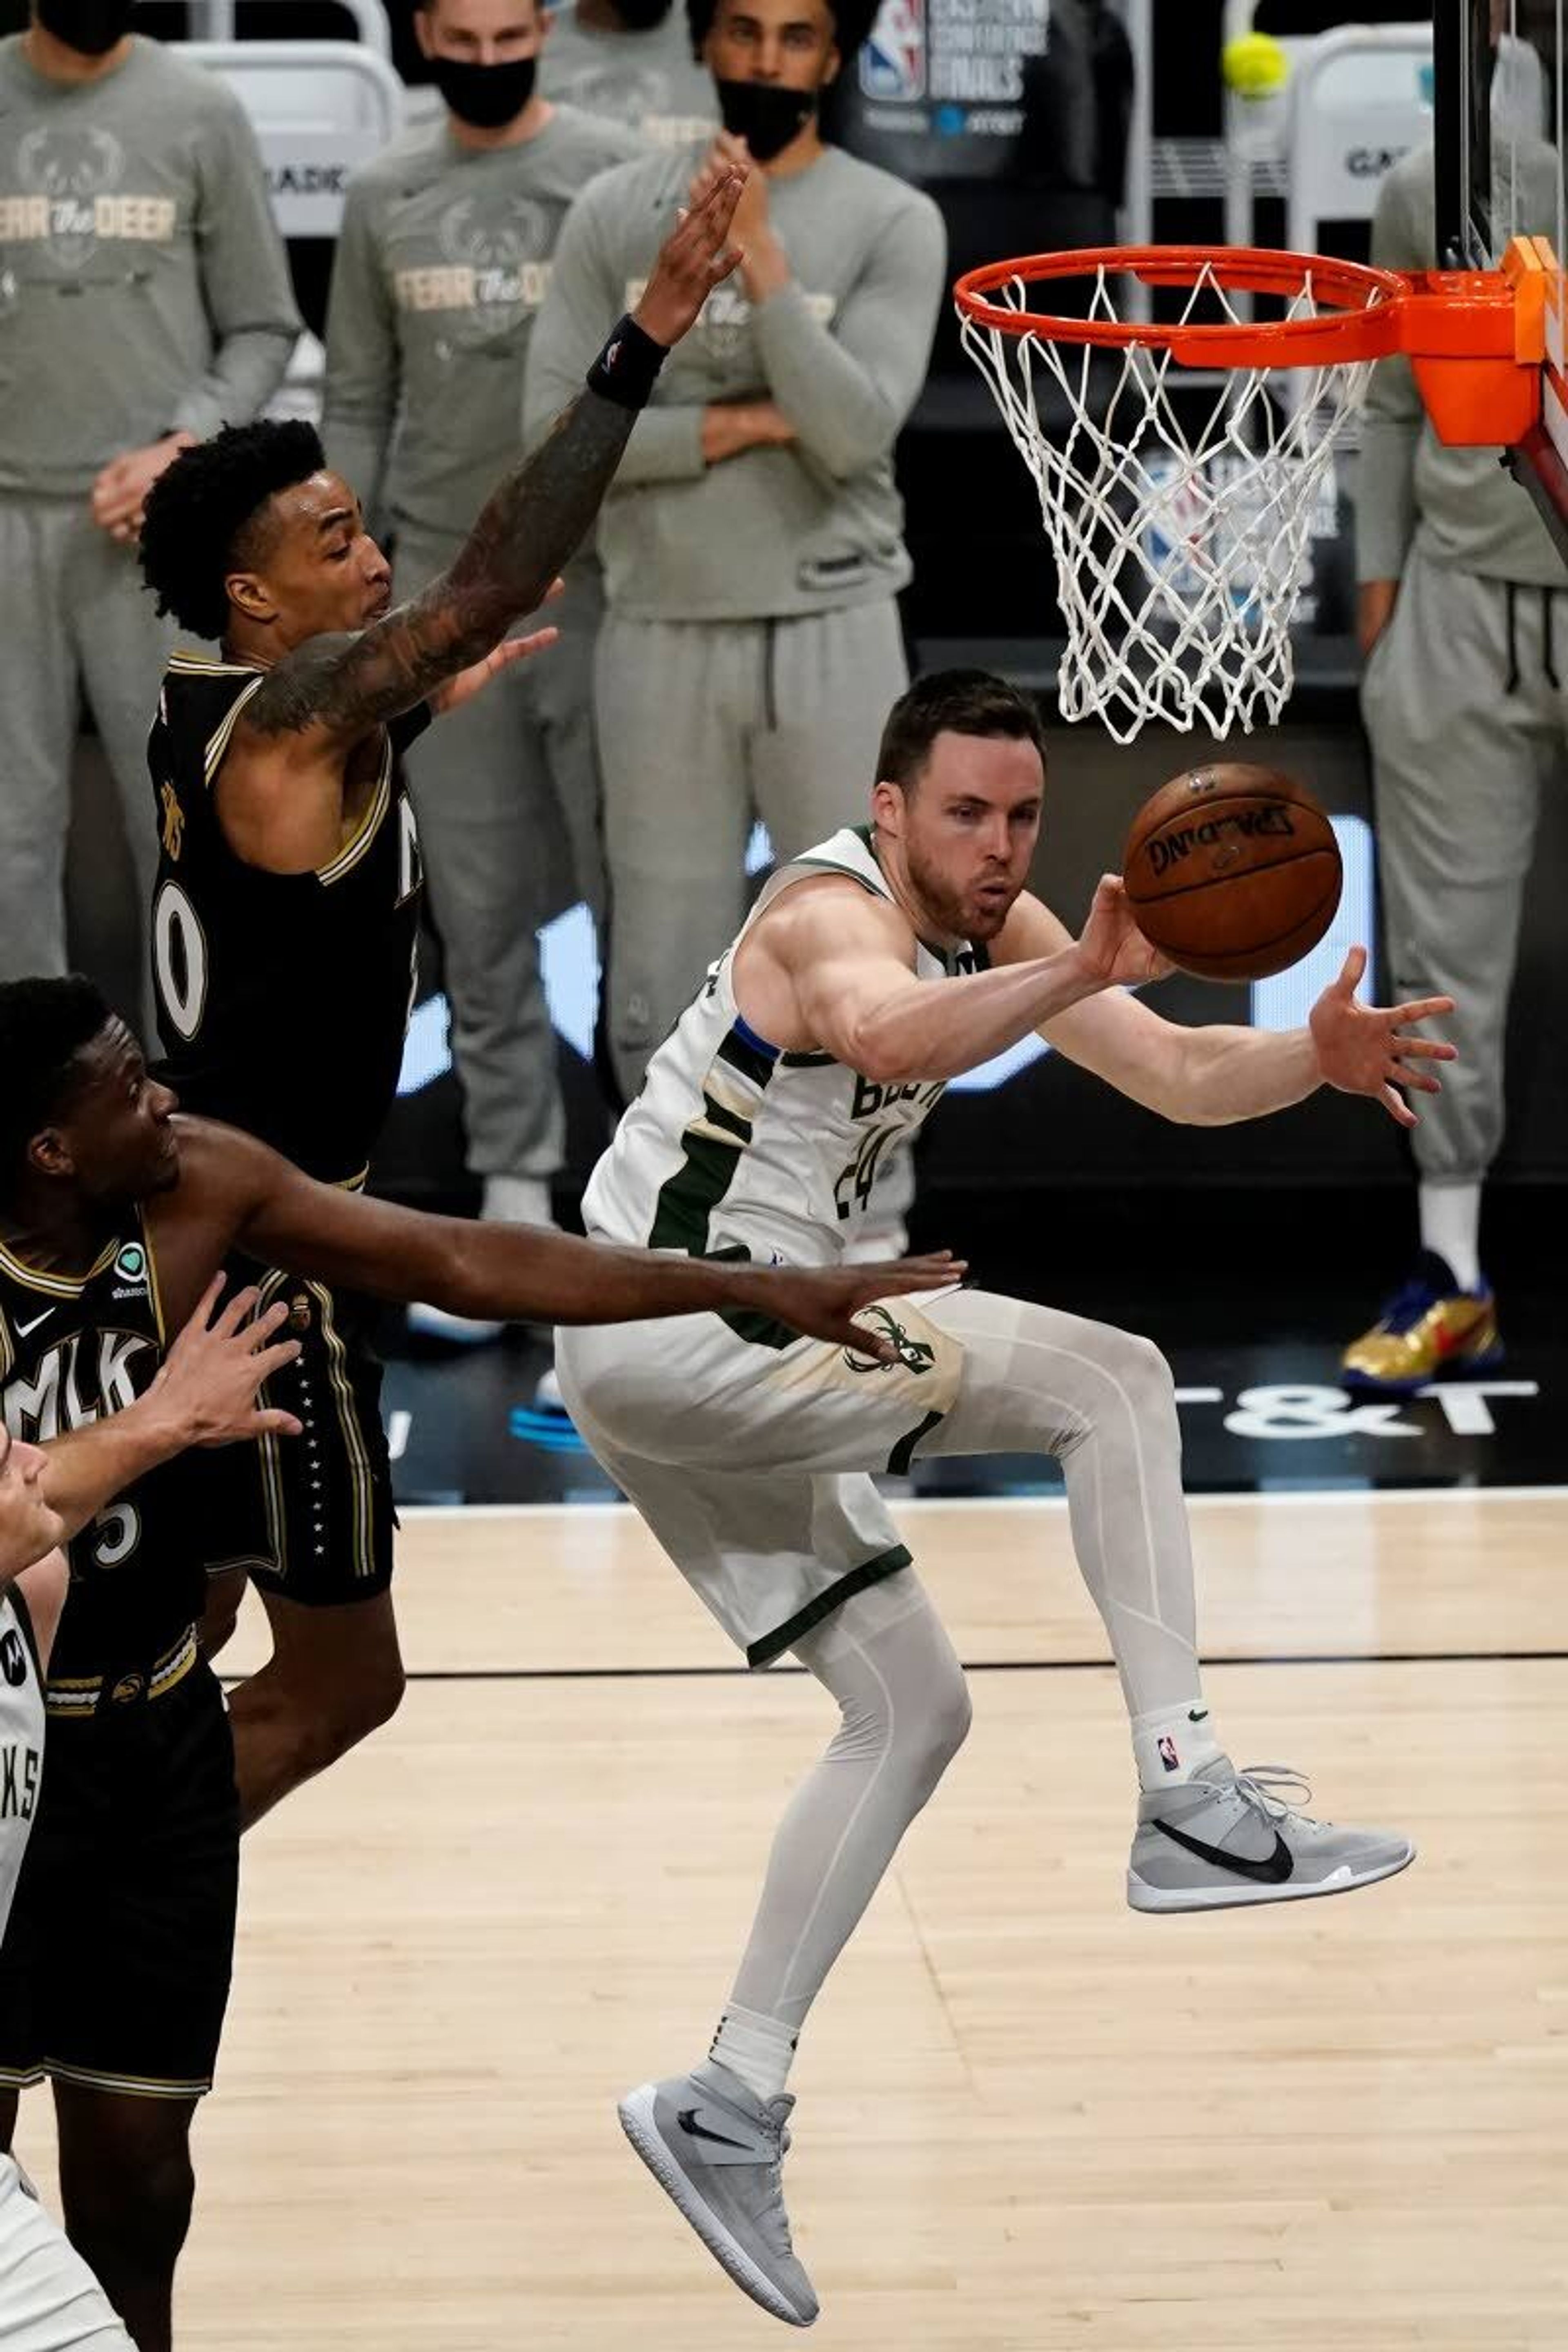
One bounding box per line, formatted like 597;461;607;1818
1158;1734;1180;1773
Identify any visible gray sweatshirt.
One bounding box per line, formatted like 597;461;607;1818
523;142;946;621
0;35;299;497
323;105;642;540
541;3;715;150
1355;140;1563;586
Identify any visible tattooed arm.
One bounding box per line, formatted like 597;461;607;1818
234;168;746;767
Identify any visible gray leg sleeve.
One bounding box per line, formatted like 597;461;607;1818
396;527;575;1181
0;499;84;982
1362;549;1556;1185
595;613;755;1100
919;1288;1203;1724
728;1569;971;2033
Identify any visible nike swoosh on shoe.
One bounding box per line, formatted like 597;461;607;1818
677;2108;755;2152
1153;1818;1295;1884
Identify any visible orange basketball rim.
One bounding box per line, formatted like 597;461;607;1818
952;238;1561;743
954;238;1557;445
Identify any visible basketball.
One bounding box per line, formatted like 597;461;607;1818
1122;764;1343;982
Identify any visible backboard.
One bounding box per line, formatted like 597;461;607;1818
1434;0;1568;555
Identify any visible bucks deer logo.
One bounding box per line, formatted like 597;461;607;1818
843;1305;936;1376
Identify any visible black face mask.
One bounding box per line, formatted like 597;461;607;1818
430;52;537;128
715;77;816;162
35;0;135;55
611;0;671;26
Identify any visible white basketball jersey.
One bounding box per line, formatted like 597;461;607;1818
583;826;986;1265
0;1595;43;1942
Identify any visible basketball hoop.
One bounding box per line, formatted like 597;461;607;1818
955;242;1546;743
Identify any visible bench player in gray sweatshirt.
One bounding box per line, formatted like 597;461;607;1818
0;1;298;1005
323;0;642;1331
524;0;945;1120
541;0;716;148
1343;134;1563;1394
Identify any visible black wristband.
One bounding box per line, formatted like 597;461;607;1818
586;314;667;411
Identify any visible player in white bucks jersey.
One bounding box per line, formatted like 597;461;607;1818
557;670;1458;2328
0;1428;124;2352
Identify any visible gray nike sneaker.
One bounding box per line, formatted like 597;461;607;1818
618;2060;819;2328
1127;1757;1416;1913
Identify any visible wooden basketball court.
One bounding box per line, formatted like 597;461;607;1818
16;1490;1567;2348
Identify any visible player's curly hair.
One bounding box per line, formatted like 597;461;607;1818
0;976;115;1192
685;0;881;62
139;420;327;643
878;670;1048;792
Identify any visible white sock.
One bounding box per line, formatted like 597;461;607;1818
709;2002;797;2105
481;1174;553;1227
1419;1181;1483;1291
1132;1703;1225;1793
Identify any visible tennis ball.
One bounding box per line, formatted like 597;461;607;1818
1221;30;1290;98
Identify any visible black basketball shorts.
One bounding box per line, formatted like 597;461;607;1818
202;1270;396;1610
0;1648;238;2098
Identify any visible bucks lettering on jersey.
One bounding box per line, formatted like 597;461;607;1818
0;1597;43;1940
584;827;986;1268
149;653;426;1185
0;1222;196;1682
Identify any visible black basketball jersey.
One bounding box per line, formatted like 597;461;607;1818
0;1220;196;1683
148;652;425;1185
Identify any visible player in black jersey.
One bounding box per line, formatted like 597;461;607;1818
130;168;751;1846
0;1283;299;2352
0;973;956;2347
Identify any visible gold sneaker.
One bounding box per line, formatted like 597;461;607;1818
1341;1250;1503;1395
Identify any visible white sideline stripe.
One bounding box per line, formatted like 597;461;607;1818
400;1484;1568;1524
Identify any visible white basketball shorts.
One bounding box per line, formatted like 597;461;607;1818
557;1286;967;1665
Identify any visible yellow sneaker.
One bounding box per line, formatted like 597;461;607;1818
1341;1250;1503;1395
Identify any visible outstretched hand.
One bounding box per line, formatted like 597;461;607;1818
1074;874;1174;990
768;1253;967;1359
1309;945;1456;1127
634;164;746;347
149;1277;304;1446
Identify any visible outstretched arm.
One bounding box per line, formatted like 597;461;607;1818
236;172;747;762
1022;893;1455;1127
170;1119;962;1360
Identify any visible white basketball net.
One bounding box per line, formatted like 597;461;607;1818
960;261;1383;744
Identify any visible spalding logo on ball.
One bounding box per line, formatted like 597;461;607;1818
1122;765;1342;982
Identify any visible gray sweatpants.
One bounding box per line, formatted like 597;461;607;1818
594;599;909;1101
0;496;174;989
1361;543;1568;1185
395;526;607;1183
